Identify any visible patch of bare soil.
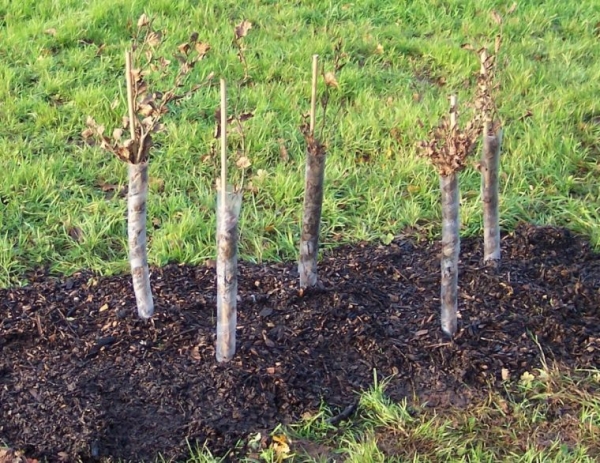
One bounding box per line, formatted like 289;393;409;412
1;224;599;462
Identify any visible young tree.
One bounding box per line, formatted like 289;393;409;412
84;15;210;318
418;96;482;336
215;79;243;363
298;54;325;288
478;45;503;265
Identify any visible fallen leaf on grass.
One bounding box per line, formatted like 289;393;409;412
235;20;252;40
324;71;338;88
271;434;290;461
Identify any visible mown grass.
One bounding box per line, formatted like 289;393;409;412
183;366;600;462
1;0;599;287
1;0;599;461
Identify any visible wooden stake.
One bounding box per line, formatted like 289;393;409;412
450;94;458;129
220;79;227;207
310;54;319;135
125;51;137;156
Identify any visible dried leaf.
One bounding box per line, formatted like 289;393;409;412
271;434;290;459
236;156;251;169
235;20;252;40
278;139;289;162
137;13;150;28
44;28;57;36
507;2;518;14
374;43;384;55
324;71;338;88
195;42;210;57
81;128;95;139
67;226;83;242
177;42;190;55
491;10;503;25
146;31;162;48
113;128;123;141
461;43;475;51
237;111;254;122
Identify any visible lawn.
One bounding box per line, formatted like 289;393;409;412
0;0;599;461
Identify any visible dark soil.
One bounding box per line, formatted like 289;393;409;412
1;224;599;462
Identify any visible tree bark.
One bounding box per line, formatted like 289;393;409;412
216;189;241;363
481;122;503;265
298;150;326;288
440;173;459;337
128;162;154;319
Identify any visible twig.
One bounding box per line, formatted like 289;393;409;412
310;54;319;135
125;51;137;148
326;401;359;425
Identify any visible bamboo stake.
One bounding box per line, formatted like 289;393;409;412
299;55;326;288
220;79;227;212
125;51;137;151
310;54;318;134
440;95;459;337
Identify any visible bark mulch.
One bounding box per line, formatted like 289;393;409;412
1;224;599;462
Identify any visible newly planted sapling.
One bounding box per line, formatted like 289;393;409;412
477;41;503;266
215;79;244;363
83;15;211;319
298;54;325;288
418;97;482;336
298;44;345;289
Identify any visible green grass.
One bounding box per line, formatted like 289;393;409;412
1;0;600;461
181;366;600;462
1;0;599;286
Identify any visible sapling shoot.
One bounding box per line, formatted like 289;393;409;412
216;79;242;363
299;54;326;288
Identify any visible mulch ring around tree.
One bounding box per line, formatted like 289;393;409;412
1;223;599;462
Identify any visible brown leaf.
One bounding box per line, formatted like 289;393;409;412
137;13;150;28
491;10;503;25
495;34;502;55
177;42;190;55
461;43;475;51
278;138;289;162
81;127;95;139
138;103;155;117
236;156;251;169
195;42;210;57
146;31;162;48
235;20;252;40
237;111;254;122
113;128;123;141
44;28;57;36
324;71;338;88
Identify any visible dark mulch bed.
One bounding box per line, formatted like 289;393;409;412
1;224;599;462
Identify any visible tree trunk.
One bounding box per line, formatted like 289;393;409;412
440;173;459;337
298;150;326;288
481;122;503;265
128;162;154;319
216;189;242;363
